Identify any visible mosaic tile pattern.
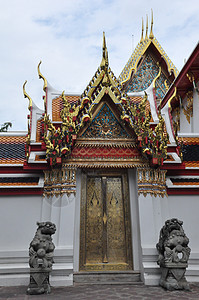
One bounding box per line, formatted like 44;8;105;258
126;54;169;99
82;104;129;138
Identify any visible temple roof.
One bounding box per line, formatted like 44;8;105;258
0;133;26;165
161;42;199;109
119;13;178;100
119;36;178;84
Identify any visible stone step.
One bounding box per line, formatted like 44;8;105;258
73;271;143;285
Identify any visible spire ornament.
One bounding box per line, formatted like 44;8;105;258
149;9;154;39
140;18;144;43
145;15;148;39
23;80;32;160
23;80;32;111
100;32;109;70
38;61;47;92
38;61;47;114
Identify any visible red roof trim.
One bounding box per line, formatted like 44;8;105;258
161;42;199;108
0;188;43;196
167;188;199;195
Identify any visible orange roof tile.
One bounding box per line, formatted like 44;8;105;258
52;95;79;122
128;96;143;103
35;155;46;161
0;135;26;164
184;161;199;168
179;137;199;145
0;136;26;144
165;155;175;162
36;119;44;142
172;181;199;186
0;182;38;186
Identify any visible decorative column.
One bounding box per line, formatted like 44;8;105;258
43;166;76;198
156;218;191;290
137;167;167;197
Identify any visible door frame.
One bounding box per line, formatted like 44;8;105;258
79;169;133;271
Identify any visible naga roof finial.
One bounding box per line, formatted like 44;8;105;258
140;18;144;43
100;31;109;70
145;14;148;39
149;9;154;39
23;80;32;111
38;61;47;92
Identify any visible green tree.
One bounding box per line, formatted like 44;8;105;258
0;122;12;132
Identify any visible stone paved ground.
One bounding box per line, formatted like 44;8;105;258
0;284;199;300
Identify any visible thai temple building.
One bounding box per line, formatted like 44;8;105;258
1;13;199;286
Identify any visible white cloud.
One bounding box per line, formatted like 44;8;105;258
0;0;198;130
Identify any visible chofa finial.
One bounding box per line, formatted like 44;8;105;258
140;18;144;43
23;80;32;111
145;15;148;39
37;61;47;92
149;9;154;39
100;32;109;69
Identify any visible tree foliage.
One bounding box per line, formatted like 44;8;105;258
0;122;12;132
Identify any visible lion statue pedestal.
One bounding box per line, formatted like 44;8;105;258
156;218;191;291
27;222;56;295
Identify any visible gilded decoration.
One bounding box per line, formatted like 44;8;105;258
42;91;91;166
137;167;167;197
121;92;169;166
126;54;171;100
82;103;129;138
43;166;76;198
119;12;178;85
80;171;133;271
23;80;32;160
172;106;180;134
183;91;193;124
38;33;169;168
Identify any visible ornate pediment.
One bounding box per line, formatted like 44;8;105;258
82;103;129;139
119;12;178;100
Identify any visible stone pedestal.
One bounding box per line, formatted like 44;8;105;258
27;267;51;295
159;264;190;291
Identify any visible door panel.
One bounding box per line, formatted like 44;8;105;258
86;177;103;264
106;177;126;264
80;171;132;271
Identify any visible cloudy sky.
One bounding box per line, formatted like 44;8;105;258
0;0;198;131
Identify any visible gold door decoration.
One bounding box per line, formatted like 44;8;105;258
80;171;133;271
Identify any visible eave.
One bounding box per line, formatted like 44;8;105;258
161;42;199;108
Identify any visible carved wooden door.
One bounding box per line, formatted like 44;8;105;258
80;171;133;271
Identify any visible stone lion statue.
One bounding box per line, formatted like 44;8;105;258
29;221;56;269
156;218;191;290
156;218;190;266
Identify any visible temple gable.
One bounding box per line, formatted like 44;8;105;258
82;102;129;139
119;12;178;101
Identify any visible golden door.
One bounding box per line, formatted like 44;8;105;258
80;171;133;271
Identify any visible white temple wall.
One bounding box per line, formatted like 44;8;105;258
138;193;199;285
0;193;76;286
73;169;81;272
128;169;142;273
0;195;42;251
